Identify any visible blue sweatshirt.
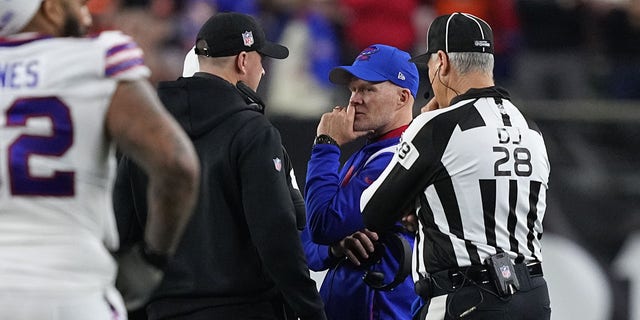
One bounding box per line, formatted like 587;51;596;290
303;126;417;319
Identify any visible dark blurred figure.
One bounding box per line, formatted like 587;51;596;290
428;0;521;86
177;0;259;51
514;0;593;99
600;0;640;99
265;0;342;118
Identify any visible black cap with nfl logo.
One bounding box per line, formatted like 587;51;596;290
194;12;289;59
410;12;493;63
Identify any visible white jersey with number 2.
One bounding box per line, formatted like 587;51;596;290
0;30;149;293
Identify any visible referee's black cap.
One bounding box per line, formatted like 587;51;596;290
194;12;288;59
410;12;493;63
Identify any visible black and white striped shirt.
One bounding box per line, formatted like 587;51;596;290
361;87;550;278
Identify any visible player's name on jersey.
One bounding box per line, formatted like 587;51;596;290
0;59;40;89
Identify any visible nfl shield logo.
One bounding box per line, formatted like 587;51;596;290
500;265;512;279
273;157;282;171
242;31;254;47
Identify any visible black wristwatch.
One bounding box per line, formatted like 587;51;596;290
314;134;338;146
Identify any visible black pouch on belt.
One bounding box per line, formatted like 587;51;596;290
413;276;433;299
486;253;520;297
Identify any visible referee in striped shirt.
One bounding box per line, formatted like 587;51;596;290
360;12;551;320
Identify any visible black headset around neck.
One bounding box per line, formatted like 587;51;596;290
361;230;412;291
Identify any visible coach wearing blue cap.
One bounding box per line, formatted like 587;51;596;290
302;44;419;320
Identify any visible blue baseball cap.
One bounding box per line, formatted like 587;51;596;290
329;44;419;98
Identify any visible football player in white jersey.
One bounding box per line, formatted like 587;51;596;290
0;1;200;319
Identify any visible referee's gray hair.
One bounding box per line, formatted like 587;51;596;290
432;52;494;76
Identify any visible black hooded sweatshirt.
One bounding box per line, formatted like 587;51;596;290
113;73;325;319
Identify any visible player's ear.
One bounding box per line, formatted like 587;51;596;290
40;0;64;29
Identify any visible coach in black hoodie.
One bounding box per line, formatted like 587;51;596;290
113;12;326;320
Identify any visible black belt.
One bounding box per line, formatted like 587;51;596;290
448;262;543;288
415;262;543;298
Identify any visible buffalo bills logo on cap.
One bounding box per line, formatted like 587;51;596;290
356;46;380;61
242;31;254;47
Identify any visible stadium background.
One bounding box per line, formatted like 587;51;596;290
87;1;640;319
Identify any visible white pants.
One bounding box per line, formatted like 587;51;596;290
0;286;126;320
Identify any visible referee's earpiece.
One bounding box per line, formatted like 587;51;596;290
430;64;442;86
436;61;460;97
425;63;443;100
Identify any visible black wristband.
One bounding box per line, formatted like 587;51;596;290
314;134;338;146
139;242;170;270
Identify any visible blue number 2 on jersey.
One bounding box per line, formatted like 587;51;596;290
6;97;74;196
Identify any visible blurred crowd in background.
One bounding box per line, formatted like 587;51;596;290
86;1;640;319
87;0;640;118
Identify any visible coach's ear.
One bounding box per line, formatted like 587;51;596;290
396;88;412;111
